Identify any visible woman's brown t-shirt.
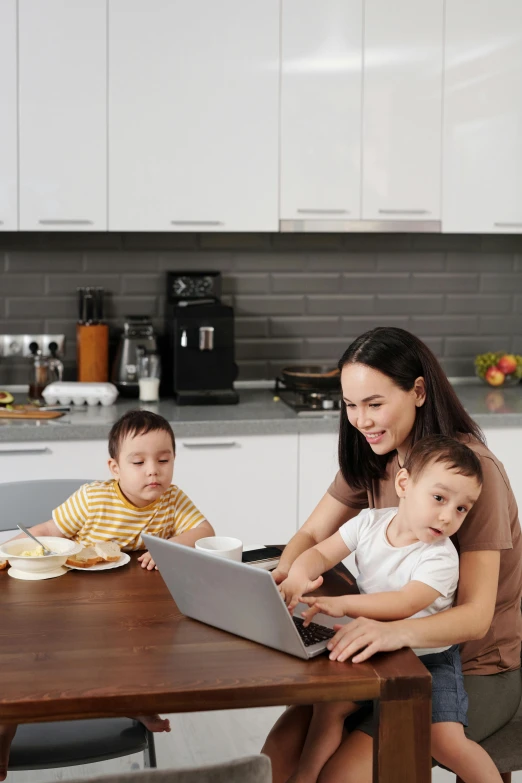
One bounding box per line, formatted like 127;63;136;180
328;435;522;675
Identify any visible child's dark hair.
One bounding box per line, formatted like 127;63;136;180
403;435;483;486
108;410;175;459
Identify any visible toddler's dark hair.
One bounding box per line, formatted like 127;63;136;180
108;409;175;460
403;435;483;486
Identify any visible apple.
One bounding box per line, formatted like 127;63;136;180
497;354;517;375
485;366;505;386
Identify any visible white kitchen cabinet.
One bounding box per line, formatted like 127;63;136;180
109;0;279;232
298;432;339;527
174;435;298;545
482;428;522;515
443;1;522;233
0;439;110;541
0;440;111;484
18;0;107;231
298;431;359;575
362;0;443;222
0;434;298;545
280;0;363;222
0;0;17;231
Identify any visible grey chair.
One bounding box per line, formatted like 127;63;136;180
0;479;156;773
66;755;271;783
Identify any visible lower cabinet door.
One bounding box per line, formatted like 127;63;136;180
298;433;339;527
174;434;299;545
482;428;522;515
0;440;111;484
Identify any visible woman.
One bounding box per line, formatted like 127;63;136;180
263;327;522;783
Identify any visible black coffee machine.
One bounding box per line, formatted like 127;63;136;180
164;271;239;405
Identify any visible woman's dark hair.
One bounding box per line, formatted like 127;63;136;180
108;409;176;460
338;327;484;491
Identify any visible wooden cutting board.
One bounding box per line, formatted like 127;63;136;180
0;406;64;419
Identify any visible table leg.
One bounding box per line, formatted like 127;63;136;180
373;681;431;783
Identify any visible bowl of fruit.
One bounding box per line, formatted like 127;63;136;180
474;353;522;387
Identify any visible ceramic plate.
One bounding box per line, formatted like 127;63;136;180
66;552;131;572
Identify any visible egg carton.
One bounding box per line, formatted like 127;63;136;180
42;382;119;407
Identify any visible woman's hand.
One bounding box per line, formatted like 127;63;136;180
300;595;349;626
326;617;408;663
278;573;324;613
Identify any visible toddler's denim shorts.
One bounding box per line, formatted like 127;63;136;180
347;644;468;736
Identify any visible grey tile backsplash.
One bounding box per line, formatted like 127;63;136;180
0;232;521;384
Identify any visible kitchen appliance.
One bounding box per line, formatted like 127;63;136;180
111;316;158;397
275;365;342;417
165;271;239;405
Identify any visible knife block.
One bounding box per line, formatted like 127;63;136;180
76;324;109;382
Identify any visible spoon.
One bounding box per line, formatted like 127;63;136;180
16;524;57;556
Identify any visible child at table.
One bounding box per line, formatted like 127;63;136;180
0;409;214;780
279;435;503;783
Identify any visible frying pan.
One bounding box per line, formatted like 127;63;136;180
280;365;341;391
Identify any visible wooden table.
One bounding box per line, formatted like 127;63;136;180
0;556;431;783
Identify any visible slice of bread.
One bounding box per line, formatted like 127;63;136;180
94;541;121;563
0;559;7;570
66;546;103;568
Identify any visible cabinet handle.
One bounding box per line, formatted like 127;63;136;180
0;448;52;456
181;440;237;449
494;222;522;228
297;209;350;215
38;219;93;226
170;220;224;226
378;209;430;216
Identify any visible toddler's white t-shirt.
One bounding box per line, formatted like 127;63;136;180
339;507;459;654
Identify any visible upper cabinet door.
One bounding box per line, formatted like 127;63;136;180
362;0;443;222
443;1;522;233
19;0;107;231
109;0;279;232
280;0;363;223
0;0;17;231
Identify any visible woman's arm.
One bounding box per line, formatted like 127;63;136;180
273;493;360;582
326;550;500;663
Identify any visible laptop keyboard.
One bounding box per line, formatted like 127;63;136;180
293;616;336;647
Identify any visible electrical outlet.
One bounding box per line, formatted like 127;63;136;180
0;334;65;358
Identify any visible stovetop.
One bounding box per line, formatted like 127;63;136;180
274;377;342;417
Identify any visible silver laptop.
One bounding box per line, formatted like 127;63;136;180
143;534;350;660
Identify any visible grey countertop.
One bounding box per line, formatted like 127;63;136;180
0;383;521;442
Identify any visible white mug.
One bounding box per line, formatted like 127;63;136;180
195;536;243;562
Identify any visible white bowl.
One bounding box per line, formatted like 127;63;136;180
0;536;82;576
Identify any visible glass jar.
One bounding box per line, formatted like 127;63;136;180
28;352;49;403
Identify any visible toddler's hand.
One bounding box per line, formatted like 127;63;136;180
278;574;324;613
138;551;158;571
271;566;288;585
300;595;348;626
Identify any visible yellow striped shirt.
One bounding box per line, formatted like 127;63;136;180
53;480;206;551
